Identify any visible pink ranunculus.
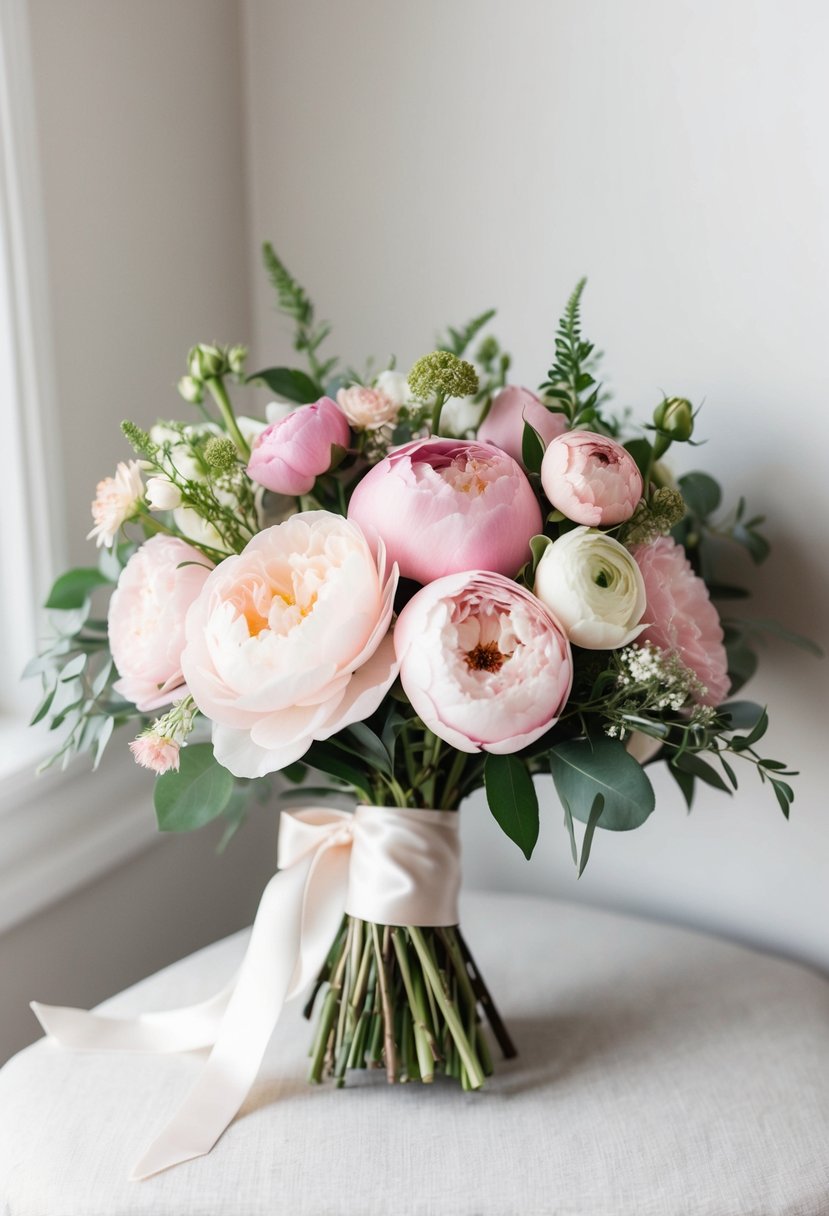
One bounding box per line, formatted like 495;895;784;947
108;535;212;712
540;431;643;526
478;386;567;466
347;438;542;584
246;397;350;496
394;571;573;754
181;511;398;778
632;536;730;706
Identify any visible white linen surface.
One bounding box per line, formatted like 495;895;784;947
1;891;828;1216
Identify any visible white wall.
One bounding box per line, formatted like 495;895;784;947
242;0;829;966
0;0;276;1064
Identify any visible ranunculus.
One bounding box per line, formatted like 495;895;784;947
347;438;542;584
246;398;350;496
534;526;647;649
540;432;643;526
632;536;729;706
181;512;398;778
479;386;567;465
337;384;399;431
87;460;144;548
394;571;572;753
108;535;212;711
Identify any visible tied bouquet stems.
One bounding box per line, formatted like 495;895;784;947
27;244;817;1090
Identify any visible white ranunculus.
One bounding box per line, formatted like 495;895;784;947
181;511;399;778
534;526;647;650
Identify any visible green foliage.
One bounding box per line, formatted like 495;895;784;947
44;568;110;611
483;753;539;859
549;737;656;834
521;420;545;474
437;309;497;358
154;744;234;831
247;366;323;403
262;243;338;386
539;278;602;428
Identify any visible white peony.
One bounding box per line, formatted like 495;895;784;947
534;526;647;650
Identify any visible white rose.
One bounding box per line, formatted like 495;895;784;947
534;526;647;650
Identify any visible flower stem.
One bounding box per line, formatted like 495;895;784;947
407;926;484;1089
206;376;251;459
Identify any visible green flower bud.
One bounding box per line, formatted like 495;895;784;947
227;344;248;376
189;343;225;381
178;374;204;404
120;419;157;459
408;350;479;402
203;435;239;472
653;397;694;442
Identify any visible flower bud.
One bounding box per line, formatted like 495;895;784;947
653;397;694;442
203;435;238;472
177;375;204;404
146;476;182;511
227;345;248;376
189;343;225;381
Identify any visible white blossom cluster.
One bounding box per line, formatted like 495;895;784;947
616;641;706;711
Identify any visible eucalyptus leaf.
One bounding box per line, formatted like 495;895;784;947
678;471;721;518
247;366;322;404
45;568;110;611
484;754;539;859
549;738;655;831
154;744;235;832
672;751;731;793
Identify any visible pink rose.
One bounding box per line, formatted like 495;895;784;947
181;512;398;778
540;432;643;526
336;384;399;430
632;536;730;706
478;386;567;465
394;571;572;753
347;438;542;584
246;397;350;496
108;535;212;712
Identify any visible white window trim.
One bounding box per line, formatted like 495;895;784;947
0;0;158;934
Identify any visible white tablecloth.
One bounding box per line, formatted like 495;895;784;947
2;891;828;1215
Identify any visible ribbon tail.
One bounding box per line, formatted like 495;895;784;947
130;844;349;1180
30;983;235;1055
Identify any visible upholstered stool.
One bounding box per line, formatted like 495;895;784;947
1;892;828;1215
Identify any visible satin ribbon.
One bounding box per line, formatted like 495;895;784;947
31;804;460;1180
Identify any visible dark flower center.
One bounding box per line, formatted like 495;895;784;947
465;642;505;672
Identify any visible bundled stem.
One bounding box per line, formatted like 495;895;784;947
305;917;515;1087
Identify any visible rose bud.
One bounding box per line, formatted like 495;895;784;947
653;397;694;442
246;397;350;496
395;570;572;754
534;526;647;650
540;431;643;526
347;438;542;584
478;386;567;466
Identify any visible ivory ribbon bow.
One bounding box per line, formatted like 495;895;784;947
31;804;461;1180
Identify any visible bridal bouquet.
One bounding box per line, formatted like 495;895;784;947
27;247;805;1176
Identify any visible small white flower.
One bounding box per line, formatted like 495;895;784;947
87;460;144;548
146;476;182;511
375;369;411;407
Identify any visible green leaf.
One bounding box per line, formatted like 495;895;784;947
45;568;110;611
549;738;655;831
668;763;695;811
338;723;393;777
484;754;539;859
154;744;235;832
623;438;653;481
578;794;605;877
678;471;721;518
521;421;545;474
741;618;824;657
672;751;732;793
730;707;769;752
247;366;323;404
30;685;57;726
720;701;765;730
303;741;374;801
438;308;496;357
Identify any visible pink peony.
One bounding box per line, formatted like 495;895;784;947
478;386;567;466
347;438;542;584
129;733;181;775
394;571;572;753
181;511;398;778
246;397;350;496
540;432;643;526
108;535;212;712
336;384;399;430
632;536;730;706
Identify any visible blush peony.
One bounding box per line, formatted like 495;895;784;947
394;571;572;754
347;438;542;584
540;432;643;526
181;512;398;778
108;535;212;711
478;386;567;466
246;398;350;496
632;536;729;706
534;527;647;650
